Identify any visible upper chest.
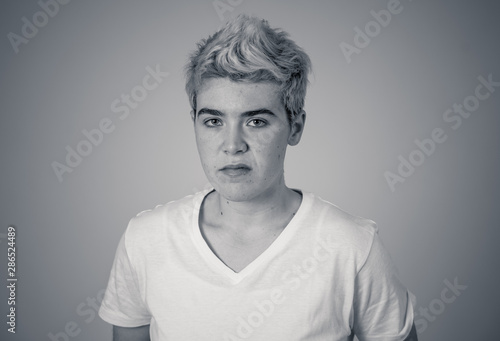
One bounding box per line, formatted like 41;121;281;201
199;219;286;273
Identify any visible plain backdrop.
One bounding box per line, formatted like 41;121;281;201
1;0;499;340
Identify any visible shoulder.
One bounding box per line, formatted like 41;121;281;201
302;191;379;258
306;192;377;233
123;190;208;248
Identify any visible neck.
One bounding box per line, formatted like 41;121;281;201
211;184;300;235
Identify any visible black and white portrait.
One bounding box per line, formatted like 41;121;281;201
1;1;499;340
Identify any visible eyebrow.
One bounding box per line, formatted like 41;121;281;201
197;108;277;118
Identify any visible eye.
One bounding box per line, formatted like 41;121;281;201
204;118;222;127
248;119;267;127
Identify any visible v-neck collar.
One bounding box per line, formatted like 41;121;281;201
190;188;309;284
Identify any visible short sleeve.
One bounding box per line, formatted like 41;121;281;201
98;232;151;327
352;232;416;341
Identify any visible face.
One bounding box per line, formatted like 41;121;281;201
192;78;305;202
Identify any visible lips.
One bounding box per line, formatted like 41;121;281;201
219;163;252;177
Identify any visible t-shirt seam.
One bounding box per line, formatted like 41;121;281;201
349;226;377;332
99;304;151;328
123;220;153;321
354;227;377;278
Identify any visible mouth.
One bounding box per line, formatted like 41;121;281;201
219;164;252;177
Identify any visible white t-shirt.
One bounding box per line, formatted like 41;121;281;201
99;189;416;340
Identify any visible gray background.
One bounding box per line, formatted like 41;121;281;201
1;0;499;340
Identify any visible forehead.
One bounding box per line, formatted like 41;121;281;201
196;78;284;114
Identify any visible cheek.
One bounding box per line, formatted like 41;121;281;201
256;126;288;147
196;137;216;170
196;129;216;151
255;135;287;167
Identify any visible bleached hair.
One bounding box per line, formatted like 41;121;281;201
185;14;312;122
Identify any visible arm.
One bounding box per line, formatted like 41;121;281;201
352;232;418;340
100;234;152;340
113;325;150;341
403;323;418;341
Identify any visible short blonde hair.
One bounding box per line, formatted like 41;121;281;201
185;14;312;122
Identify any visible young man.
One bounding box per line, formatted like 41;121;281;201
99;15;418;341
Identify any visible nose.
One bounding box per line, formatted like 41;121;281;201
223;124;248;154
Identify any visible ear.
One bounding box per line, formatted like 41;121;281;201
190;109;196;122
288;110;306;146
